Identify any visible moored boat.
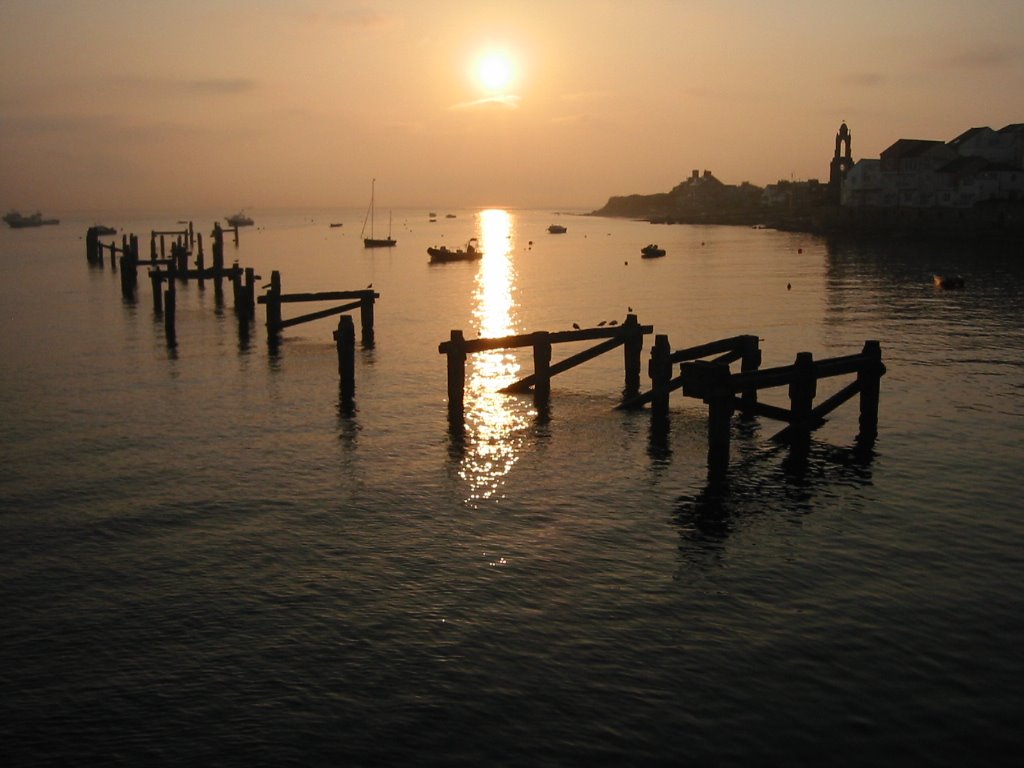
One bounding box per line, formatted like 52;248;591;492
933;274;965;289
641;243;666;258
4;210;59;228
428;238;482;263
548;224;567;234
225;211;254;227
362;179;397;248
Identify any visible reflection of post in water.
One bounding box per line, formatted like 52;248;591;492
676;437;877;552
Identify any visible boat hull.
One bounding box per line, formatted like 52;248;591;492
364;238;397;248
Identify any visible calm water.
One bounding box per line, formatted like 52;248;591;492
2;209;1022;766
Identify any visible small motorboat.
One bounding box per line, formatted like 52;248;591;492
4;210;59;228
428;238;482;263
548;224;567;234
225;211;254;227
933;274;965;289
641;244;666;258
329;222;343;228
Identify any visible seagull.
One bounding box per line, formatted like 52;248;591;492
597;320;607;326
572;323;581;330
608;320;618;326
367;283;373;288
627;306;633;312
787;282;791;290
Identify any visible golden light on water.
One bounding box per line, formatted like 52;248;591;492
460;209;530;505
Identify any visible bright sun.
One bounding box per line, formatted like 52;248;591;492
475;51;514;94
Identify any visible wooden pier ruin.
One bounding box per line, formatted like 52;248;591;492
679;340;885;467
439;314;653;425
86;222;886;473
256;270;381;407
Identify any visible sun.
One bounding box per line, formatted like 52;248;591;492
475;51;515;94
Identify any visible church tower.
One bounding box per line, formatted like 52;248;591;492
829;122;854;202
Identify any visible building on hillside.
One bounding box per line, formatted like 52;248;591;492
842;124;1024;208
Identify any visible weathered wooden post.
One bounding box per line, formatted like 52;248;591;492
532;331;552;409
739;334;761;417
788;351;816;439
212;223;224;270
195;246;205;290
160;234;166;260
622;313;642;399
360;292;376;348
682;360;735;470
706;364;734;470
119;254;132;299
164;283;176;346
150;233;157;260
174;241;188;278
649;334;672;422
335;314;356;410
243;267;257;319
188;221;195;249
265;270;282;338
445;330;467;425
86;227;100;263
858;340;883;440
150;270;163;313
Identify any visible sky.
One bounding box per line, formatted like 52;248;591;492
2;0;1023;212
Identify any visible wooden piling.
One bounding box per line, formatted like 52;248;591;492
265;270;282;336
706;364;735;469
649;334;672;422
739;335;761;416
164;285;176;346
359;293;376;348
532;332;552;409
86;227;100;263
335;314;356;409
858;340;883;440
446;330;467;424
788;351;817;437
243;267;257;319
622;313;642;398
150;270;163;313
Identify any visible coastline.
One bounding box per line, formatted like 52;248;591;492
590;200;1024;244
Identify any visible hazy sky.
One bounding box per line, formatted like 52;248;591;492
2;0;1023;212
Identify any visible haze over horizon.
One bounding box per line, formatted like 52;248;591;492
2;0;1023;213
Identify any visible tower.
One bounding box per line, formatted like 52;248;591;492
829;122;854;202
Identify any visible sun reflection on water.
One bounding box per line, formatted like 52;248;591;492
460;209;531;505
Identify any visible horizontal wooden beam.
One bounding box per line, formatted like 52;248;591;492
439;323;652;355
670;334;755;363
258;290;378;305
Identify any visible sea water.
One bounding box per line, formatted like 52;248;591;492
1;209;1022;766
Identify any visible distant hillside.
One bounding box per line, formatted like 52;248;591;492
592;170;765;224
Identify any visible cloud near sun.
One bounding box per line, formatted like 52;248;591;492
450;94;521;111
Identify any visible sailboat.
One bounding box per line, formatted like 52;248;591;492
361;178;397;248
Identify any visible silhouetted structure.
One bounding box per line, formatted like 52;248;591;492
829;122;855;203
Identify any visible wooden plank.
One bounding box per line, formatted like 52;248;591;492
278;300;362;329
810;379;861;420
670;335;751;363
439;323;652;355
502;336;623;393
276;290;380;303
